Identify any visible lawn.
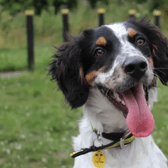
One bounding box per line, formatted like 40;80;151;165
0;1;168;167
0;47;83;168
0;46;168;168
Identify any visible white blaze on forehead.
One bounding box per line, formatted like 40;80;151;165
106;22;128;40
106;22;146;58
93;23;128;85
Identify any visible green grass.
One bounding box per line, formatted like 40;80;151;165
0;47;54;72
0;47;168;168
152;81;168;156
0;1;168;167
0;46;83;168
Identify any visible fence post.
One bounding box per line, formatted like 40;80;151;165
25;10;34;71
153;10;161;28
61;9;69;42
97;8;105;27
128;9;136;20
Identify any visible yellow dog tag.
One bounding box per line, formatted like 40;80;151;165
92;150;106;168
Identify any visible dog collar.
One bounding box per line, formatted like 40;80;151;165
93;127;127;142
70;130;135;158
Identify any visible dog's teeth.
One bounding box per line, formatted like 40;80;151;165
116;96;121;102
114;92;121;102
121;101;125;105
113;92;118;98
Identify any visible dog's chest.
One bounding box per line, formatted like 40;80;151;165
73;129;167;168
73;88;167;168
84;88;129;133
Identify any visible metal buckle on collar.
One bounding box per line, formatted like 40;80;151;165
120;132;132;149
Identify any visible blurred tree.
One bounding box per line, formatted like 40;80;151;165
134;0;147;3
52;0;78;14
149;0;166;12
0;0;78;15
87;0;109;8
0;0;32;15
0;0;167;15
33;0;48;15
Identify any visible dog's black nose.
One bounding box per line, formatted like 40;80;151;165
123;57;147;80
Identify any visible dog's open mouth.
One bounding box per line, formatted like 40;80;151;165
99;84;155;138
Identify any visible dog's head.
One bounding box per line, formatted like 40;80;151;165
49;18;168;137
49;18;168;108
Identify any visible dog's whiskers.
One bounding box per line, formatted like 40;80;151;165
154;72;165;85
154;68;168;70
154;69;166;75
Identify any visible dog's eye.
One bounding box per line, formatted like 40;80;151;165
137;38;145;46
95;49;104;57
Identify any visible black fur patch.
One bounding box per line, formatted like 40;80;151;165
49;28;121;108
127;18;168;85
49;35;90;108
49;18;168;108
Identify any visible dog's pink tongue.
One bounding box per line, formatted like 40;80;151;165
121;84;155;137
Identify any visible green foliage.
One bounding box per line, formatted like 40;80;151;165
134;0;147;4
0;0;78;15
0;47;168;167
33;0;48;15
87;0;109;8
53;0;78;14
0;0;168;50
149;0;167;12
0;0;32;15
0;0;168;16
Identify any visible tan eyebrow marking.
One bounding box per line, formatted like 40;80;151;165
128;28;137;37
96;36;107;46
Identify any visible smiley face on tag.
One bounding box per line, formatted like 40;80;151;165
92;150;106;168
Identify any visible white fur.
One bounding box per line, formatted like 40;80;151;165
72;87;167;168
71;23;167;167
94;23;154;90
107;23;128;39
148;87;158;110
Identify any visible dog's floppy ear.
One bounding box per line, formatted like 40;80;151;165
131;18;168;85
49;35;90;108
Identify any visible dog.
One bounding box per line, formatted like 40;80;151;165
49;18;168;168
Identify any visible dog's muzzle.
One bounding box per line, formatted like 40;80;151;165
123;57;147;80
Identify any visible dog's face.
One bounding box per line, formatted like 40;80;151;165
49;18;168;110
90;24;154;91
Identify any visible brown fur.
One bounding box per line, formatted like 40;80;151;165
96;37;107;46
128;28;137;37
85;68;106;85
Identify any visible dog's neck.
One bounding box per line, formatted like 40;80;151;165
73;87;168;168
83;86;158;136
83;87;129;135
